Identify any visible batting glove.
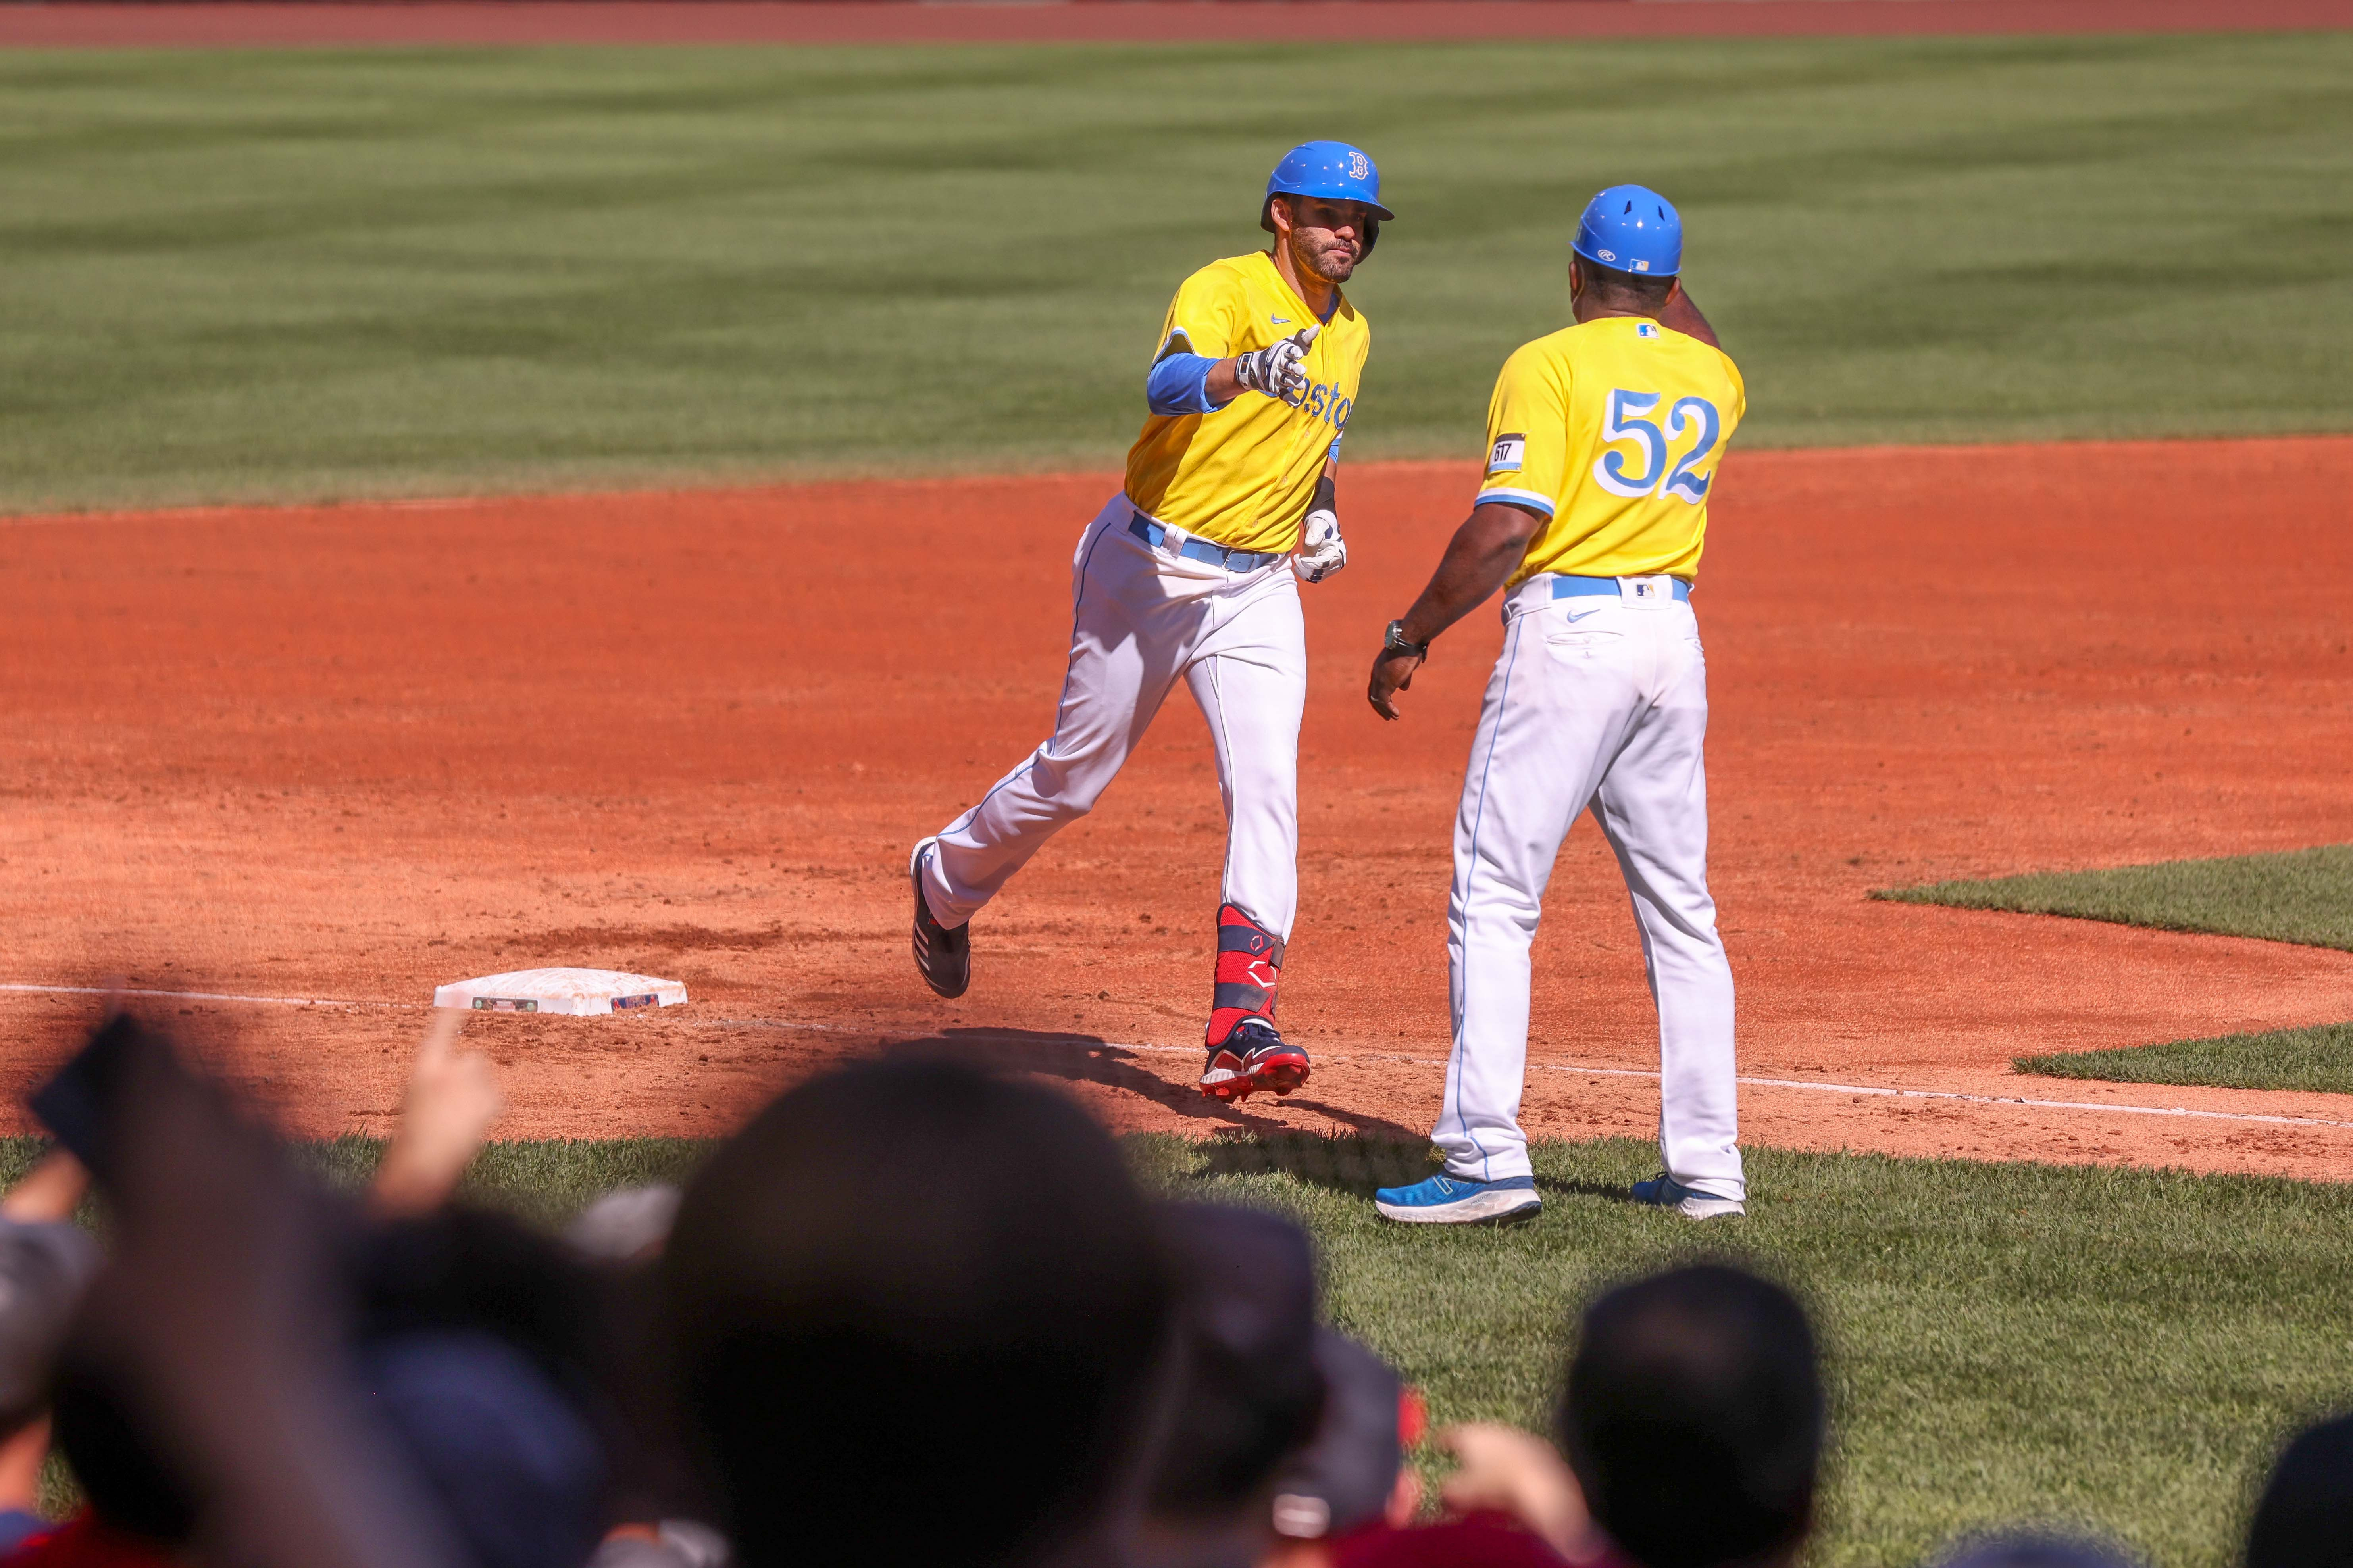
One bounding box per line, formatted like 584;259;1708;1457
1295;507;1347;583
1233;325;1318;405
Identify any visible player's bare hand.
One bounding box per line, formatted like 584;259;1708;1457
1295;507;1347;583
1234;325;1318;404
1368;647;1422;720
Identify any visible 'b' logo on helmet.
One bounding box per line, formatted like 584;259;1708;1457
1348;151;1369;180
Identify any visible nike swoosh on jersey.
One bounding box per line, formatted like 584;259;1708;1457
1270;316;1291;325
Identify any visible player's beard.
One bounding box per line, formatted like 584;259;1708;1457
1293;229;1360;285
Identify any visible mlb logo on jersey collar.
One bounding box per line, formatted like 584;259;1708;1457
1637;322;1660;338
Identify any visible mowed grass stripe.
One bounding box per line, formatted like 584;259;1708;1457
1874;845;2353;952
12;1133;2343;1568
2;33;2351;511
2021;1021;2353;1096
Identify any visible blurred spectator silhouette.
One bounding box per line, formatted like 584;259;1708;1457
0;1152;101;1554
10;1013;608;1568
1352;1262;1821;1568
1260;1332;1422;1568
1557;1264;1822;1568
564;1184;725;1568
2247;1413;2353;1568
661;1058;1173;1568
1137;1202;1326;1568
1932;1534;2140;1568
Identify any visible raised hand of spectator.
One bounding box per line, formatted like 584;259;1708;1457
0;1149;90;1225
0;1148;100;1555
64;1015;466;1568
371;1011;502;1218
1436;1422;1593;1559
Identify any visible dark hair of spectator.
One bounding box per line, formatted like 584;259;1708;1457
2247;1412;2353;1568
661;1060;1172;1568
1576;256;1676;312
1556;1264;1824;1568
1145;1203;1325;1518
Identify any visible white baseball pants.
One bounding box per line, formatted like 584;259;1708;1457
1435;576;1743;1199
922;494;1306;943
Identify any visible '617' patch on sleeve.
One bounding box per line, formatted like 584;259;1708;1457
1487;433;1527;474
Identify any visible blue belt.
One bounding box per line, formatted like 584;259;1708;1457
1552;574;1691;602
1129;513;1278;574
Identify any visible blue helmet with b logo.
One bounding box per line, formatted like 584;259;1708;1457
1261;141;1394;252
1573;184;1682;278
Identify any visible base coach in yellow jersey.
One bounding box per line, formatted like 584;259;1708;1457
1365;187;1751;1226
909;143;1387;1104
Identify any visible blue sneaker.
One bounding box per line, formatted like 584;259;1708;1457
1629;1172;1745;1219
1373;1173;1541;1226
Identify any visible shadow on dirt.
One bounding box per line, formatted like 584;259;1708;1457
876;1026;1430;1149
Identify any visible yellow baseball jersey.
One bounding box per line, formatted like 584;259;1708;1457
1124;250;1370;555
1475;316;1745;587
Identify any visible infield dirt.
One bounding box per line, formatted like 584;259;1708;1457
5;438;2350;1176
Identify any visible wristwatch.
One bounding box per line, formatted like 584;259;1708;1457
1383;619;1429;659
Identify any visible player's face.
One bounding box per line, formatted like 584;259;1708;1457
1280;197;1375;283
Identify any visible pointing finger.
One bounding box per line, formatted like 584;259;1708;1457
417;1007;462;1067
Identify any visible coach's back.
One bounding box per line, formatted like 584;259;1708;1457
1477;314;1744;588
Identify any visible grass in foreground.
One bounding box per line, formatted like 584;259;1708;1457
1873;845;2353;952
8;1133;2347;1568
2020;1021;2353;1096
3;32;2351;510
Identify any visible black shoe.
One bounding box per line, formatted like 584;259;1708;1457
909;840;971;999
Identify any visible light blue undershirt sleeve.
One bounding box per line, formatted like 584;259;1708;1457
1146;353;1224;416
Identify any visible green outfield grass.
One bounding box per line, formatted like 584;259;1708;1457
1874;845;2353;951
2020;1020;2353;1095
10;1132;2347;1568
4;33;2351;511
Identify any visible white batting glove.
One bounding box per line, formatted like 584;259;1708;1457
1233;325;1318;405
1295;507;1347;583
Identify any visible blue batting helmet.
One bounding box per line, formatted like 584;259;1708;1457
1261;141;1395;238
1573;184;1682;277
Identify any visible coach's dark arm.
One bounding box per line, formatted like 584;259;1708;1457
1367;500;1545;721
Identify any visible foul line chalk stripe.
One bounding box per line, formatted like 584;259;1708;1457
708;1018;2353;1134
11;985;2350;1135
0;982;415;1009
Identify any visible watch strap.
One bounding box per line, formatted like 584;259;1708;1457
1384;619;1428;659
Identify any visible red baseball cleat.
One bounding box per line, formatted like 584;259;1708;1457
1199;1018;1310;1102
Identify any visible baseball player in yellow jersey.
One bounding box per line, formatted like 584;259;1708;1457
908;142;1387;1102
1363;186;1750;1225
